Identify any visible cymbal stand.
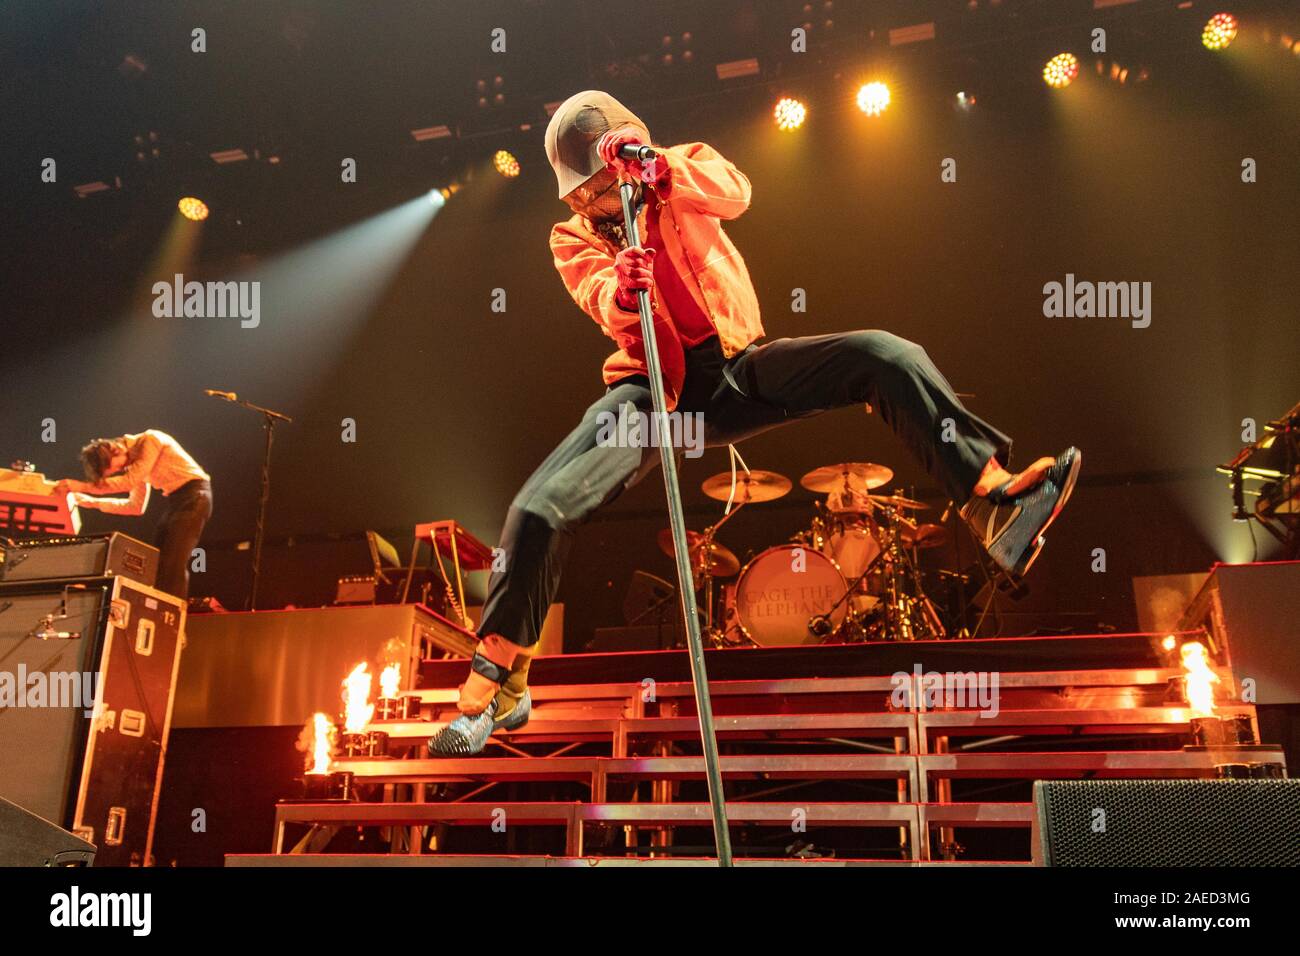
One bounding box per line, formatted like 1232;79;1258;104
875;503;945;641
696;502;744;646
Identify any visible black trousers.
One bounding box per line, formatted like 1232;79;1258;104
155;478;212;600
479;331;1011;649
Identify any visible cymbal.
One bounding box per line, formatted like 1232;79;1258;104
700;470;792;504
800;462;894;494
867;493;930;511
900;522;948;549
656;528;741;577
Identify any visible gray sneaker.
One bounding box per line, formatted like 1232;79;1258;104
961;447;1081;576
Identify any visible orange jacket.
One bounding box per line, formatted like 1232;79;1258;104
549;142;764;410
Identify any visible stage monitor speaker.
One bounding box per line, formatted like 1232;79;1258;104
0;575;185;866
0;796;96;866
1032;778;1300;866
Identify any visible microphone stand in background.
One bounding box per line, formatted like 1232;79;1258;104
205;389;292;611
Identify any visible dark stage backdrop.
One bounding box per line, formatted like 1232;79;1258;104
4;1;1298;645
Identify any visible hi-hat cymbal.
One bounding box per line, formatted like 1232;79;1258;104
656;528;741;577
701;470;792;504
900;522;948;549
800;462;894;494
867;493;930;511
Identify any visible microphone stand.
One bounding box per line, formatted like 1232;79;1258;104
213;394;292;610
618;175;733;866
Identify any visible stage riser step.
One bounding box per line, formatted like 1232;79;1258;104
363;708;1256;754
402;667;1214;710
418;635;1185;689
330;749;1285;787
230;854;1029;867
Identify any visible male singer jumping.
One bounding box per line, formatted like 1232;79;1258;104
428;90;1080;756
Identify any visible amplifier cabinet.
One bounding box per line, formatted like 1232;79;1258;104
0;532;159;587
0;575;185;866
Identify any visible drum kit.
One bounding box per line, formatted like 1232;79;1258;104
658;461;955;647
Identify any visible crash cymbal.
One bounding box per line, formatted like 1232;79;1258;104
900;523;948;549
867;493;930;511
656;528;741;577
701;470;792;504
800;462;894;494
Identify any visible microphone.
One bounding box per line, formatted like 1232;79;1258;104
205;389;237;401
617;142;657;163
34;627;81;640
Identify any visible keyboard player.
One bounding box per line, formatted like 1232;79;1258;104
54;430;212;599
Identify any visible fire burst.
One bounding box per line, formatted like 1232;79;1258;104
1180;641;1221;718
307;712;336;774
342;662;375;733
380;662;401;699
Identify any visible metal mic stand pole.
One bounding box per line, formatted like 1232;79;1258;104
229;397;292;611
619;176;732;866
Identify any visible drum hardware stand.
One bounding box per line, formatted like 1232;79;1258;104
941;499;975;638
900;533;947;641
808;555;879;640
954;516;1029;639
946;497;1024;639
872;502;946;641
619;175;732;865
694;502;744;648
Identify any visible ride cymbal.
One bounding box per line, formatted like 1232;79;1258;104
701;469;792;504
800;462;894;494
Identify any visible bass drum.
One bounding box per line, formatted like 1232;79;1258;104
735;545;848;646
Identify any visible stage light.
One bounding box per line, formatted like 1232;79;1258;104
493;149;520;178
954;90;976;112
1202;13;1239;51
856;82;891;116
773;96;807;131
1042;52;1079;89
427;189;446;209
178;197;209;221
